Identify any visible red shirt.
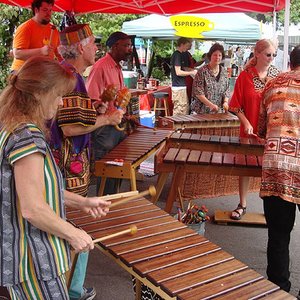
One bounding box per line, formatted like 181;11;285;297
86;53;124;110
229;65;280;137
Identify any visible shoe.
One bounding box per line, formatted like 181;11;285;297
230;204;246;220
71;287;96;300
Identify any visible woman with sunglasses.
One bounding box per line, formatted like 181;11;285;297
229;39;280;220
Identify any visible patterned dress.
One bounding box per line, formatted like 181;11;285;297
49;61;97;196
191;64;230;114
0;124;70;286
229;65;280;137
258;70;300;204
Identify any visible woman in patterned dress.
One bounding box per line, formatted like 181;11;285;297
229;39;280;220
191;43;230;114
0;57;111;300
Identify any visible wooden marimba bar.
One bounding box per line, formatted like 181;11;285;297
66;197;294;300
94;127;171;195
153;132;265;213
166;131;265;156
157;113;240;136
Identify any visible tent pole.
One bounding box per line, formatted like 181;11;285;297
283;0;290;71
272;11;276;37
146;38;151;78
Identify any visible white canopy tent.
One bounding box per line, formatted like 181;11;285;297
122;13;262;42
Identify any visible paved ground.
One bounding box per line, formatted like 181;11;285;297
85;174;300;299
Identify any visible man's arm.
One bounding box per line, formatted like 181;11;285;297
61;110;124;137
175;65;197;77
13;45;53;60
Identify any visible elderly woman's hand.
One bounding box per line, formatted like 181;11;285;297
223;102;229;112
68;227;94;253
82;197;111;218
209;103;219;113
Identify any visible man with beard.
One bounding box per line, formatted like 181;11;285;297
11;0;61;71
86;31;133;195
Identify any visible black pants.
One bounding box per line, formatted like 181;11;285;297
92;125;125;195
263;195;300;292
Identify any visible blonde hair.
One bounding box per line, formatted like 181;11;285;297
0;56;76;133
244;39;275;69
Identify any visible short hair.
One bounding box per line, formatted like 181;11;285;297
31;0;54;15
177;37;192;47
106;31;131;48
0;56;75;133
290;45;300;69
207;43;225;60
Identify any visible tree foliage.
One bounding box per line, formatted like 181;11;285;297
0;1;299;89
0;4;140;89
249;0;299;29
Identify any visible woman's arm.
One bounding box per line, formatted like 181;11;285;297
14;153;94;252
64;190;110;219
235;111;253;135
196;94;219;112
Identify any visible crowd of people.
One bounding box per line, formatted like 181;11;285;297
0;0;300;299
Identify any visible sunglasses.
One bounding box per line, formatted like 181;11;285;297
265;53;277;58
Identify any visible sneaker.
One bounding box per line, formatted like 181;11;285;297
71;287;96;300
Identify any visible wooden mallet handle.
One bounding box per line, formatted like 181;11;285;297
49;25;56;45
93;225;138;243
109;185;156;208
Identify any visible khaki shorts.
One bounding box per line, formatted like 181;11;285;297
172;87;189;115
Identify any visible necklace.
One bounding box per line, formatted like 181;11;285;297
210;65;219;76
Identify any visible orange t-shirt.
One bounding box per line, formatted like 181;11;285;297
11;18;60;71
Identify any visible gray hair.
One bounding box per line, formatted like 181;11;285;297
58;36;92;60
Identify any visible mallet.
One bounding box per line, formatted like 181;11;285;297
109;185;156;208
93;225;138;244
49;25;56;45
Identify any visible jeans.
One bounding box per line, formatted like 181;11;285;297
92;125;125;195
263;195;300;292
69;252;89;299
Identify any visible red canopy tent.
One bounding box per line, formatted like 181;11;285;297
0;0;289;69
0;0;285;15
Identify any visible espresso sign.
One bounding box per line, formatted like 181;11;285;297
170;15;214;38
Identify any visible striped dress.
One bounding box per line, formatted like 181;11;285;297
0;124;70;286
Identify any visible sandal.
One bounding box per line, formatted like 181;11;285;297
230;204;246;220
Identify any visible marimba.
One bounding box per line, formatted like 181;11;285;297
154;132;265;213
66;195;294;300
157;113;240;136
94;127;170;195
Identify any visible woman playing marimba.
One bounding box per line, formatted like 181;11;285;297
229;39;280;220
0;57;110;299
191;43;230;114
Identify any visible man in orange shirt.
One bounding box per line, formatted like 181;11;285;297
11;0;60;71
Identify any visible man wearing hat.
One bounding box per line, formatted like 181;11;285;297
86;31;133;195
49;24;123;300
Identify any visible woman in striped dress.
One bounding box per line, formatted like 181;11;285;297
0;57;111;300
